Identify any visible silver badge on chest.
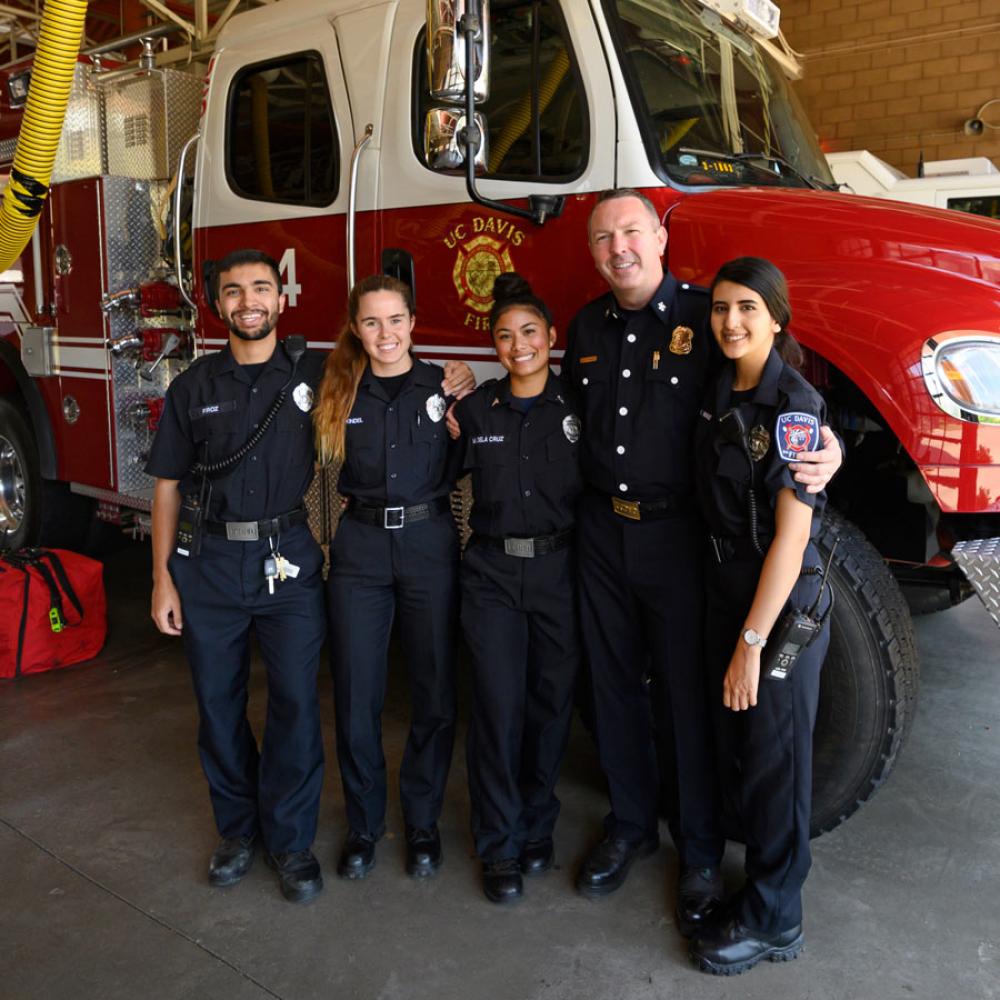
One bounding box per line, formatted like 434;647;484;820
293;382;314;413
562;414;581;443
426;393;446;423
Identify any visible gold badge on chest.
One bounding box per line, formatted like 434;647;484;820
749;425;771;461
669;325;693;355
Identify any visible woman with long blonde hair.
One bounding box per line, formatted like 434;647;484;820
315;274;466;882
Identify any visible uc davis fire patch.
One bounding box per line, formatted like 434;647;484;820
775;412;819;461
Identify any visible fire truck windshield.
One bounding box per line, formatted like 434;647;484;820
605;0;835;190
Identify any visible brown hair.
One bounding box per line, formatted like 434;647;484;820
313;274;415;464
710;256;803;369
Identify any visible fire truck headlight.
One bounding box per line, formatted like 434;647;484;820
922;336;1000;425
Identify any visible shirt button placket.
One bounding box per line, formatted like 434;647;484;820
386;403;397;494
519;418;534;510
616;323;637;484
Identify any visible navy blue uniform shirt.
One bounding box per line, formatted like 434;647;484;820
694;347;827;542
338;358;457;506
563;272;722;502
145;340;321;521
455;371;583;538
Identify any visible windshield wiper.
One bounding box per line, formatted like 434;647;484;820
678;147;834;191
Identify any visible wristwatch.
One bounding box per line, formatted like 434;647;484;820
742;627;767;649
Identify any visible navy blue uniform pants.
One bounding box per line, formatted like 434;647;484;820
168;524;326;854
461;541;580;862
705;542;830;934
577;492;724;868
327;513;459;837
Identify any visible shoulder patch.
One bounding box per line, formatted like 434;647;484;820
775;412;820;461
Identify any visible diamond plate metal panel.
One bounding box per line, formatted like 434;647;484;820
102;176;182;494
103;69;201;180
53;64;105;182
952;537;1000;628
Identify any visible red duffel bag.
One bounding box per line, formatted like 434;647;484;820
0;548;107;679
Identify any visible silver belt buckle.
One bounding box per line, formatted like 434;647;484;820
225;521;259;541
504;536;535;558
384;506;405;529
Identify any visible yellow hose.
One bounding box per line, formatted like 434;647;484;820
488;48;570;174
0;0;90;271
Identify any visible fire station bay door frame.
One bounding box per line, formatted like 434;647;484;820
191;5;359;341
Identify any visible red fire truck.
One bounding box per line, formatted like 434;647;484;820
1;0;998;834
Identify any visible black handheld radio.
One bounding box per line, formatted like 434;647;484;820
763;539;838;680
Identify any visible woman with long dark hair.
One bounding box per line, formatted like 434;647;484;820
314;275;462;882
690;257;832;975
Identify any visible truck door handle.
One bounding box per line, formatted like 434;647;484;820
173;132;200;314
347;123;374;294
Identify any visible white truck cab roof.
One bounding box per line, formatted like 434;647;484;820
827;149;1000;219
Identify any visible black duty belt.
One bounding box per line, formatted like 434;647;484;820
709;534;772;563
477;529;574;559
605;492;693;522
205;507;308;541
349;496;451;530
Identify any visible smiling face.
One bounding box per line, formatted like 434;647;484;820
588;195;667;310
215;262;285;343
492;305;556;382
353;289;415;376
710;280;781;368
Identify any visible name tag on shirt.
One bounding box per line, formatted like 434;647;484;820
189;400;237;419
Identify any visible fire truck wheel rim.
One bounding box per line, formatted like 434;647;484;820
0;432;26;534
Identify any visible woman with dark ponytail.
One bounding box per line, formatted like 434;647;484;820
690;257;832;975
314;275;466;883
452;272;584;904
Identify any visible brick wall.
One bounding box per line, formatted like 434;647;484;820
781;0;1000;173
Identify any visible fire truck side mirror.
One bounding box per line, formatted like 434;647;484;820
426;0;491;103
424;108;488;174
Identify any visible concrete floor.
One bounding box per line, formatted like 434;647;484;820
1;542;998;1000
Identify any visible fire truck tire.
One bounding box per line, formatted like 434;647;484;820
0;396;42;549
810;507;920;836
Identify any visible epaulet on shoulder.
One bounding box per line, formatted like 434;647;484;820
474;378;499;403
680;281;710;296
778;363;822;408
171;352;213;383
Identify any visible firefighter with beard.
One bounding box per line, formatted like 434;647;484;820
148;248;329;903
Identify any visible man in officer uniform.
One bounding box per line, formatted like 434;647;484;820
148;248;328;902
564;190;841;936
